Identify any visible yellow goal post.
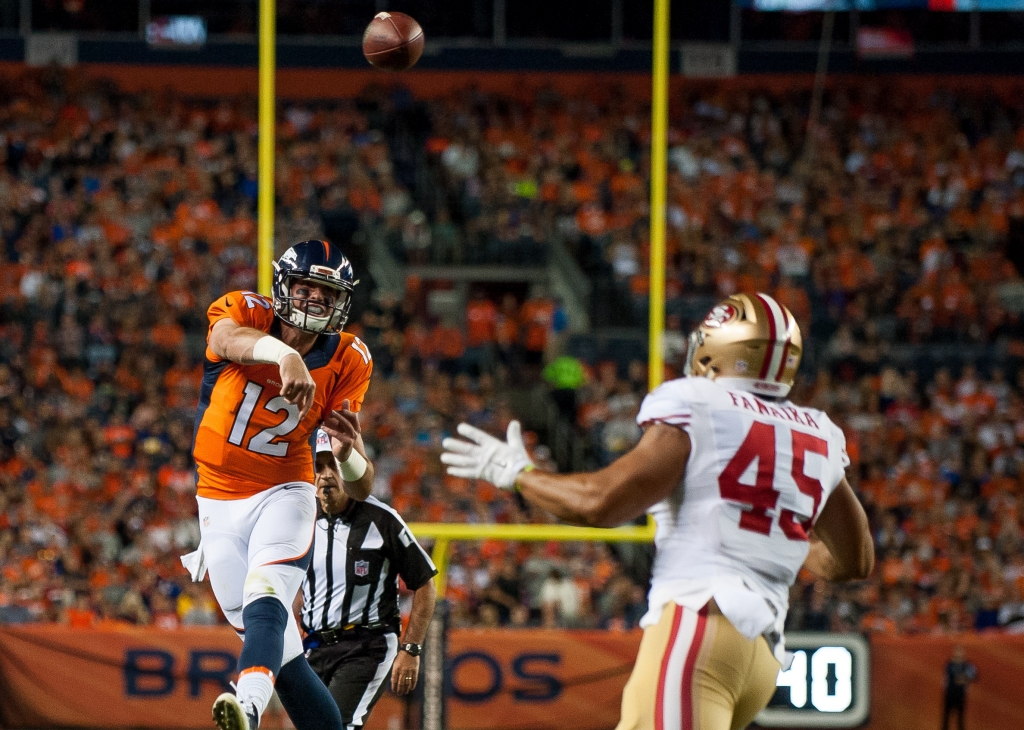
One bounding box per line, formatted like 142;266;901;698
410;521;658;730
406;0;671;594
407;522;656;595
255;0;672;593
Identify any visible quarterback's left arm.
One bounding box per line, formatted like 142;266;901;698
323;400;374;501
323;342;375;500
442;422;690;528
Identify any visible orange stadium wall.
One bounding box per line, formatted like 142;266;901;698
0;626;1022;730
3;62;1024;101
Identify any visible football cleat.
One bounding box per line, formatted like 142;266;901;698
212;692;259;730
272;239;358;335
684;292;802;398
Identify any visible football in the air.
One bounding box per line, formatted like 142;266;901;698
362;12;424;71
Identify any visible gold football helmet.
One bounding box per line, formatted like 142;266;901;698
684;292;802;398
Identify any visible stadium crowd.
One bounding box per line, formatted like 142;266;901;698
1;68;1024;636
420;80;1024;336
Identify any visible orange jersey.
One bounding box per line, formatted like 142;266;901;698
193;290;373;500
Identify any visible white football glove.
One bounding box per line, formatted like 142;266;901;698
441;421;535;490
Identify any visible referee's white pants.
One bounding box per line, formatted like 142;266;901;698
195;481;316;665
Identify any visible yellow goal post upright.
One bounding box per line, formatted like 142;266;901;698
648;0;670;394
401;1;671;720
257;0;276;297
410;19;672;729
410;0;670;593
408;525;657;730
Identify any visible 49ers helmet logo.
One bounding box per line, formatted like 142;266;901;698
703;303;736;328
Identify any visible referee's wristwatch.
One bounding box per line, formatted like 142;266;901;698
400;642;422;657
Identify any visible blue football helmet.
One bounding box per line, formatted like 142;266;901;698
272;239;358;335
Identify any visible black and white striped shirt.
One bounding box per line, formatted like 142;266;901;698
300;496;436;634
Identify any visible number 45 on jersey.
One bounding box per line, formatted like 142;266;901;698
719;422;827;542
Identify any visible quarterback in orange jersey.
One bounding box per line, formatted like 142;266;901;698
443;293;875;730
182;239;376;730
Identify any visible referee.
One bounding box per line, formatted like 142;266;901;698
296;429;437;730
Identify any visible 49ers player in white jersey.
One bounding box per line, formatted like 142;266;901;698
441;293;874;730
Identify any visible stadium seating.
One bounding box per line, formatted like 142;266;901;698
1;68;1023;637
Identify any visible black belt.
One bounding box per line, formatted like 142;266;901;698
307;622;390;647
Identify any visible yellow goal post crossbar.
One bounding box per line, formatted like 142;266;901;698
408;522;656;596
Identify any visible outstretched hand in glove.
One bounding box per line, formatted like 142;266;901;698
440;421;535;489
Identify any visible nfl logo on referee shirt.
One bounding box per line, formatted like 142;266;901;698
355;560;370;577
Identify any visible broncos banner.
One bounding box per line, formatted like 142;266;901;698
0;625;636;730
0;625;242;729
1;625;1023;730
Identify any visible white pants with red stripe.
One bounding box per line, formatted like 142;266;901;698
616;601;780;730
188;481;316;664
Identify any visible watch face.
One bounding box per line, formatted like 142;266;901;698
403;643;422;656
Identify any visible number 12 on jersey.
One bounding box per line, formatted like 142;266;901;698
228;381;301;457
718;422;827;541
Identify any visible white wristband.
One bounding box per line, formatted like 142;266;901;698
340;449;368;482
252;335;300;365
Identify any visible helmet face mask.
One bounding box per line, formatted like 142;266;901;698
272;240;358;335
683;330;703;378
278;277;353;334
685;293;802;398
